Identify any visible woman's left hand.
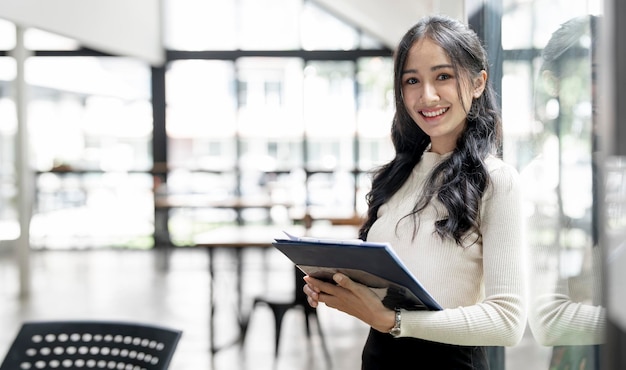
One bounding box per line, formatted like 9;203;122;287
303;273;396;333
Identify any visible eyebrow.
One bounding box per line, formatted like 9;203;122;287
401;64;454;75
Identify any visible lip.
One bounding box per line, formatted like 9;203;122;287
419;107;449;118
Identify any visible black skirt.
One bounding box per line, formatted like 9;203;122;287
361;328;490;370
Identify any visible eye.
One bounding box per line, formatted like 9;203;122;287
405;77;419;85
437;73;452;81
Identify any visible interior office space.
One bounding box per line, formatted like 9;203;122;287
0;0;625;369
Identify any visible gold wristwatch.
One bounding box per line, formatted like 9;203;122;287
389;308;401;337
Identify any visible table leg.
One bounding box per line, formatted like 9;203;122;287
208;248;216;358
208;247;248;360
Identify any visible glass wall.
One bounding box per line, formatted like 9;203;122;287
501;0;604;368
0;0;393;248
160;1;394;245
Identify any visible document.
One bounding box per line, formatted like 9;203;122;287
273;231;442;311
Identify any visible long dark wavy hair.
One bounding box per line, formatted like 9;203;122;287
358;15;502;246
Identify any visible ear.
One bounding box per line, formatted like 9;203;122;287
541;70;559;97
472;70;488;98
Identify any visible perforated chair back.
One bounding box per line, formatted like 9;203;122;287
0;320;182;370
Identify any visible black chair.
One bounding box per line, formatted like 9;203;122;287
243;268;331;366
0;320;182;370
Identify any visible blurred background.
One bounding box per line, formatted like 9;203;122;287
1;0;625;369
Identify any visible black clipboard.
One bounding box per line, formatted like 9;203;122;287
273;233;442;311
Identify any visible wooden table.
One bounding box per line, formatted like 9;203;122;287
193;224;360;361
152;195;295;267
154;194;293;211
194;225;300;358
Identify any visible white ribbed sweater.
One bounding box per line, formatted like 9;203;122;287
367;152;527;346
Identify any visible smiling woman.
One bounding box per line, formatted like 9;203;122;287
400;37;487;154
302;14;525;370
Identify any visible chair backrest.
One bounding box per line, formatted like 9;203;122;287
0;320;182;370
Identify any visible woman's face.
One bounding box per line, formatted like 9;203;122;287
401;37;486;154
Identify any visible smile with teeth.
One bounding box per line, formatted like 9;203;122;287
420;107;448;117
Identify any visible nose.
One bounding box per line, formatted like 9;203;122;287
420;83;439;104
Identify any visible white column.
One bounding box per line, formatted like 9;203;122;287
12;25;32;298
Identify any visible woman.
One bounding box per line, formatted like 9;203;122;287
303;15;527;369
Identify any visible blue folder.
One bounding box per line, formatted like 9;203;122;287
273;234;442;311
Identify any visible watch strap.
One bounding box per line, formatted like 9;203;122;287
389;308;401;337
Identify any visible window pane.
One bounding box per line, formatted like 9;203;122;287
26;57;152;171
31;172;154;249
304;61;355;170
0;19;15;50
237;57;304;139
166;60;237;170
356;57;394;170
25;57;153;248
502;59;538;168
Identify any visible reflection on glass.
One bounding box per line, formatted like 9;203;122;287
605;157;626;337
502;0;599;50
605;157;626;246
523;14;604;370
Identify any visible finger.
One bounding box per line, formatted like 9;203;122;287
303;284;319;300
306;295;318;308
332;273;353;288
332;273;374;298
303;276;321;292
305;275;343;294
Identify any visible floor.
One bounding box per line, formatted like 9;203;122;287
0;245;551;370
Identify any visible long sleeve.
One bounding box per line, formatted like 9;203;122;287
527;238;605;345
367;153;527;346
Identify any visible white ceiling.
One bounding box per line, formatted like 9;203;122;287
312;0;465;49
0;0;165;66
0;0;466;65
